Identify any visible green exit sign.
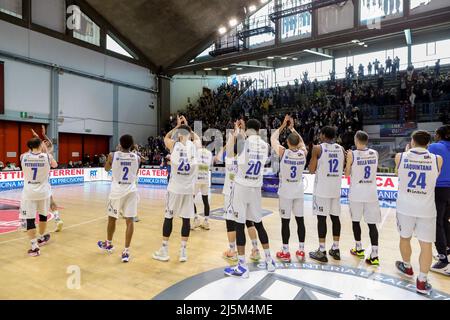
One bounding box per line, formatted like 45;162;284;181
20;112;28;118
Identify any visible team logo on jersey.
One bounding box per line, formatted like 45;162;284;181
154;263;450;300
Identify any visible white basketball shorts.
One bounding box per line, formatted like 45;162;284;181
107;191;140;219
396;212;436;243
231;183;262;224
165;191;195;219
279;197;304;219
313;196;341;217
349;201;381;224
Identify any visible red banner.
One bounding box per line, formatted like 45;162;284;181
0;61;4;115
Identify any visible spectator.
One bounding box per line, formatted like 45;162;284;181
367;62;373;75
386;56;392;74
0;161;4;171
435;59;441;78
374;59;380;74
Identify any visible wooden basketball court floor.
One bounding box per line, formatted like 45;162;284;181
0;182;448;300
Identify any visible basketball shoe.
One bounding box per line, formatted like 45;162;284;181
309;249;328;263
395;261;414;278
121;251;130;263
416;278;432;295
28;248;40;257
250;248;261;262
152;248;170;262
295;250;306;262
223;249;238;264
224;264;249;279
97;240;114;253
276;251;291;263
350;248;365;259
37;234;51;246
179;247;188;262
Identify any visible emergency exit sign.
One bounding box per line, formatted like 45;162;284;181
20;112;28;118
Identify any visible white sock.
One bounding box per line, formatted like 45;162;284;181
282;244;289;253
53;210;60;221
31;239;38;250
403;261;412;268
251;239;258;249
204;216;209;222
229;242;236;251
238;255;246;266
264;249;271;260
298;243;305;251
371;246;378;258
356;241;362;251
319;242;326;252
162;240;168;250
332;241;339;250
123;247;129;253
418;272;428;282
181;241;187;249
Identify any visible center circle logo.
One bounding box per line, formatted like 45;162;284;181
154;263;449;300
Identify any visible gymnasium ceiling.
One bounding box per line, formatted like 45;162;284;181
84;0;251;72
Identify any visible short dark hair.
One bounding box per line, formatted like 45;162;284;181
436;125;450;141
246;119;261;132
320;126;336;140
27;137;42;150
120;134;134;150
287;133;300;147
412;130;431;147
177;124;192;137
355;130;369;144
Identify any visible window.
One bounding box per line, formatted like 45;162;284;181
281;0;312;41
410;0;449;14
196;44;215;59
0;0;22;18
359;0;403;24
106;35;134;59
249;2;275;48
73;11;101;46
412;38;450;68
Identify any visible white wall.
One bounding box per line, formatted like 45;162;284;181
0;19;155;89
170;75;226;113
118;87;157;144
0;18;157;141
59;73;114;136
2;57;51;116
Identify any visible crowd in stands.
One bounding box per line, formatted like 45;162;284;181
133;59;449;165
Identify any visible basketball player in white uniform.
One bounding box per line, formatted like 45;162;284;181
191;143;213;230
98;134;140;263
20;137;58;256
395;131;442;295
224;119;275;279
219;120;261;264
345;131;381;266
271;115;307;263
309;126;345;263
153;115;201;262
31;126;63;232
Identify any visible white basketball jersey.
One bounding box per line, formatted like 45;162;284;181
278;149;306;199
313;143;345;198
167;140;197;195
110;151;140;199
235;135;269;188
348;148;379;202
222;155;238;196
21;152;52;200
397;148;439;218
196;148;212;185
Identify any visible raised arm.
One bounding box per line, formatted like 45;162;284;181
104;153;113;172
270;115;289;157
164;116;182;152
289;116;307;154
394;152;402;175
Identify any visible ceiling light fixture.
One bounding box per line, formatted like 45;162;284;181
292;57;298;61
229;18;238;27
267;56;274;59
204;68;212;71
222;67;229;71
218;26;227;35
